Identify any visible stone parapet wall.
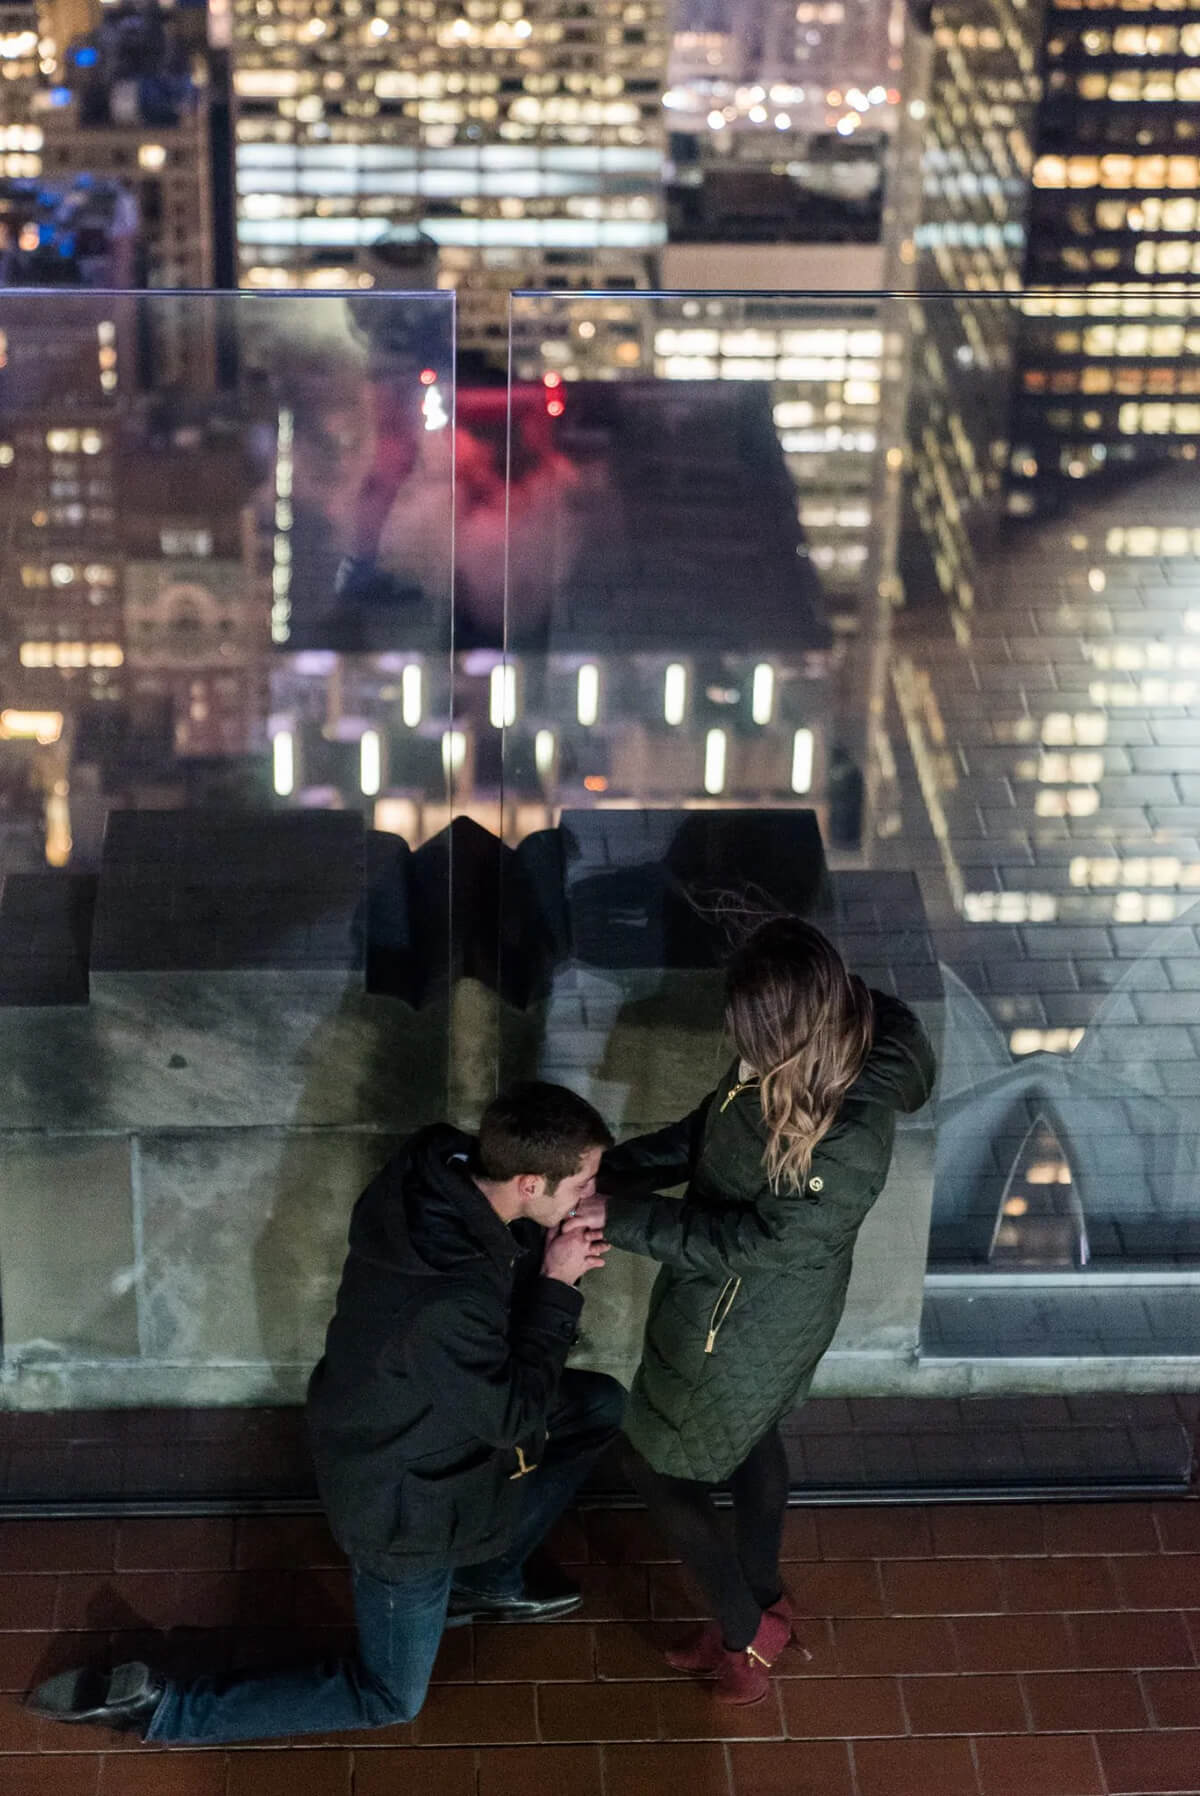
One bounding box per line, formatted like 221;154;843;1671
0;804;950;1409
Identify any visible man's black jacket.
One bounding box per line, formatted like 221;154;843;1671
306;1123;583;1575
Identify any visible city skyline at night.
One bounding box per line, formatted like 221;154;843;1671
0;0;1194;883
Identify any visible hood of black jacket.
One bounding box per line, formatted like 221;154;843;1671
347;1122;527;1282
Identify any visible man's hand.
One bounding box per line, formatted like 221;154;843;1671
543;1222;610;1288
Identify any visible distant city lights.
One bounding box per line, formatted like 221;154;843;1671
665;58;897;135
271;408;294;644
0;709;62;744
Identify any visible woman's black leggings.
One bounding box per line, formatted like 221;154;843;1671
627;1426;790;1652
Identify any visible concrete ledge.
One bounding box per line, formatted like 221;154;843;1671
812;1351;1200;1397
3;1346;1200;1411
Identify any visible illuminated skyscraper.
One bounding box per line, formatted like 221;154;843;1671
17;2;218;386
0;0;43;188
0;0;40;125
1011;4;1200;508
229;0;669;359
901;0;1044;617
35;4;215;295
619;0;906;628
121;419;269;762
0;299;127;738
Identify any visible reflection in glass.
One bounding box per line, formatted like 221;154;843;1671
989;1117;1088;1270
497;290;1200;1431
0;292;457;1505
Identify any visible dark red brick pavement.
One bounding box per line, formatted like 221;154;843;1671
2;1501;1200;1792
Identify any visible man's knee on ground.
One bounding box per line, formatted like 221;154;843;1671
360;1670;430;1729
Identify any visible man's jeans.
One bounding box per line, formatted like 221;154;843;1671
147;1368;623;1744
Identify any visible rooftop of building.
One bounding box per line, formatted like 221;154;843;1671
3;1493;1200;1792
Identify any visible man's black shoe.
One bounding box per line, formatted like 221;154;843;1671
447;1564;582;1625
27;1660;165;1736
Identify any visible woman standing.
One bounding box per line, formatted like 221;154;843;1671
599;918;936;1703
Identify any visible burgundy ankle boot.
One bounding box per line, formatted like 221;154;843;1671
713;1605;793;1705
665;1620;725;1674
764;1588;814;1660
767;1590;794;1632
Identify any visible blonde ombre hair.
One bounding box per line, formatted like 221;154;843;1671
725;917;873;1194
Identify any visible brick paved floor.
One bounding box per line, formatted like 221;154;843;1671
3;1501;1200;1793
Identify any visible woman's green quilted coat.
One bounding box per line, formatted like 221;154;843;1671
602;992;936;1481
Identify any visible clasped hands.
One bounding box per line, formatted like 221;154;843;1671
542;1194;610;1286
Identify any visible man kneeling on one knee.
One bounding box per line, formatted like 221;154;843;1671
31;1083;623;1744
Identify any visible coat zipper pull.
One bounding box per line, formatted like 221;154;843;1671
509;1445;538;1480
704;1275;741;1353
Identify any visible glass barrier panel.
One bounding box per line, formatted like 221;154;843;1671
0;289;455;1503
496;288;1200;1493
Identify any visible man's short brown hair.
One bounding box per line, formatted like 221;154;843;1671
477;1082;613;1187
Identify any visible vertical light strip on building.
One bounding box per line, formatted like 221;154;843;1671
751;662;774;724
401;662;422;727
664;662;687;725
272;729;295;796
270;408;294;645
442;729;467;775
704;727;727;794
360;729;382;796
489;662;516;728
791;727;814;793
229;0;667;342
535;728;556;775
577;663;599;726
